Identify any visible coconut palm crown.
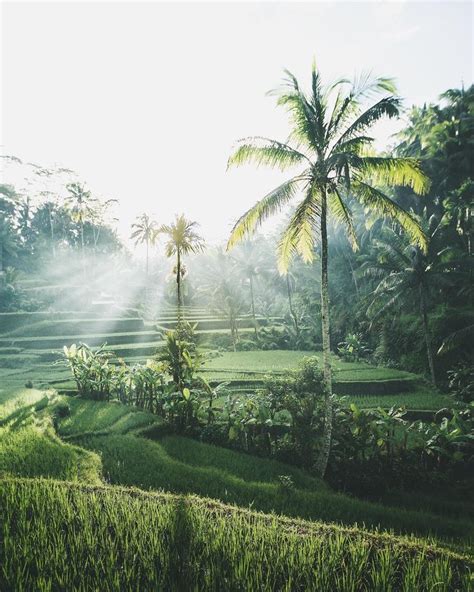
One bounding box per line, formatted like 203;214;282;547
160;214;205;307
131;213;159;279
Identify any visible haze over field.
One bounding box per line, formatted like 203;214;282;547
2;1;472;244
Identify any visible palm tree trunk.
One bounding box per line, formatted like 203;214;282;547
48;204;56;258
80;222;86;279
419;283;436;386
249;275;258;340
145;237;149;304
315;188;333;478
146;238;149;280
286;274;300;337
176;249;182;308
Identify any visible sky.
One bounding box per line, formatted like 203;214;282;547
1;0;473;246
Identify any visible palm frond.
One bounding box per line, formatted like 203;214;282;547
438;324;474;355
335;96;402;147
352;180;428;252
357;156;430;195
277;184;320;273
227;137;309;171
227;175;305;250
329;189;358;250
327;74;397;140
271;70;320;150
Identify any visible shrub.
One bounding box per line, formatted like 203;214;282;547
448;364;474;403
338;333;372;362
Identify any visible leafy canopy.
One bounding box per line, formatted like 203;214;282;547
227;63;430;273
160;214;205;258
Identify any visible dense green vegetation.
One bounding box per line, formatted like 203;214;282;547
1;57;472;590
1;389;471;550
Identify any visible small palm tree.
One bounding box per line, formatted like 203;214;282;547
226;63;429;477
160;214;204;307
231;241;268;340
65;182;97;267
131;213;159;280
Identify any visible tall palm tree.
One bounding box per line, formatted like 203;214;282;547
226;64;429;477
131;213;159;280
160;214;204;308
65;183;97;273
360;223;464;387
231;241;268;340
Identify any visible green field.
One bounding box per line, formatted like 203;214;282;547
1;365;472;590
1;389;472;550
2;478;471;592
0;307;452;412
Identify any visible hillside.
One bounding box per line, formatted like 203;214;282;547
1;477;472;591
1;389;473;549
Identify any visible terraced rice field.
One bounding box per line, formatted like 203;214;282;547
0;305;450;412
199;351;450;411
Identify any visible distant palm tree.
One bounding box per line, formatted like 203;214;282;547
160;214;204;307
231;241;267;340
131;213;159;280
0;184;19;273
361;223;463;387
0;219;18;273
65;183;97;269
201;248;244;350
227;63;429;477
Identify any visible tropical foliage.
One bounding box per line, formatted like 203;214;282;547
226;64;429;476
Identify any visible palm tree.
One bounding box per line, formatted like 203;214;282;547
65;183;97;272
200;248;245;350
0;184;19;273
131;213;159;280
160;214;204;308
231;241;268;340
360;223;464;387
226;64;429;477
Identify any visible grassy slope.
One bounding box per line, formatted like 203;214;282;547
0;390;158;486
76;432;474;546
1;478;472;592
0;425;102;483
1;389;467;547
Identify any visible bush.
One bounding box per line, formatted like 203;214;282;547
337;333;372;362
448;364;474;403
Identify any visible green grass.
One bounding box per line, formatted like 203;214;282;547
0;425;102;483
201;350;417;380
75;432;474;546
1;478;471;591
349;388;452;411
59;398;161;438
0;387;49;418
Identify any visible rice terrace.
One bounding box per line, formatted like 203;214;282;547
1;2;473;590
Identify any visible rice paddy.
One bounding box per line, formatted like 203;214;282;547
1;478;472;591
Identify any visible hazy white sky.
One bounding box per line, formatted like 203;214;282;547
1;1;473;245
